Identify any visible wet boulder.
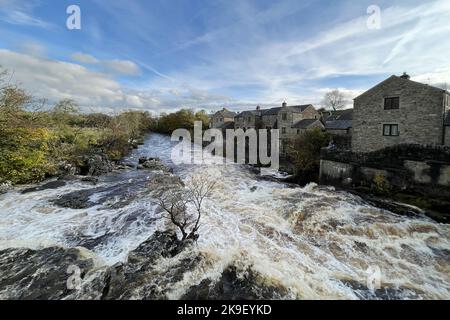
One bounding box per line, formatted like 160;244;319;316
21;180;67;194
127;231;185;266
79;154;114;176
181;265;289;300
103;231;196;300
140;158;172;173
52;189;96;209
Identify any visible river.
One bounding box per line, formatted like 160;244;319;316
0;133;449;299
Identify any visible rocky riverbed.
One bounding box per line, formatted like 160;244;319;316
0;133;449;300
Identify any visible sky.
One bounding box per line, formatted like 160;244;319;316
0;0;450;114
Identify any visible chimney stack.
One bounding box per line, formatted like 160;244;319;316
400;72;411;80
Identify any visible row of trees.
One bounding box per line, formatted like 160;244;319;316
154;109;209;134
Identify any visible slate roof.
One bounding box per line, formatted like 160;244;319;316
214;108;236;118
354;75;446;101
260;104;313;116
322;109;353;121
325;120;353;130
262;107;282;116
236;110;261;118
288;104;314;113
445;111;450;126
292;119;322;129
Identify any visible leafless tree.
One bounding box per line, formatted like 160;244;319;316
149;174;217;242
322;89;347;111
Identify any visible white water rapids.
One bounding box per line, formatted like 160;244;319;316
0;133;449;299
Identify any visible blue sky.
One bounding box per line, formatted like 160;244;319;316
1;0;450;113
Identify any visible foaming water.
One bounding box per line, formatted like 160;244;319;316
0;133;449;299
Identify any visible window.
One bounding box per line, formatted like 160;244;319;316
247;117;252;122
383;124;399;136
282;127;287;134
384;97;400;110
282;113;287;121
297;129;301;134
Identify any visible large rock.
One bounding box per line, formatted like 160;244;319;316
137;157;172;173
52;189;96;209
181;266;289;300
79;154;114;176
103;231;197;300
0;231;196;300
21;180;67;194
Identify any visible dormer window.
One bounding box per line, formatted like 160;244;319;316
384;97;400;110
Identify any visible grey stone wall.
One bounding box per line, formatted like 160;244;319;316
352;76;446;153
320;144;450;200
261;114;277;129
211;115;234;128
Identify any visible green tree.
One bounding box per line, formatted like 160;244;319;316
287;128;331;183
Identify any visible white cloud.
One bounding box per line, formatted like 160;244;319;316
102;59;140;76
0;49;233;114
71;52;141;76
71;53;99;64
18;41;46;57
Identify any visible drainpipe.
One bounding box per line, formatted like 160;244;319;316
442;91;447;146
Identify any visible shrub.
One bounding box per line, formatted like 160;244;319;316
287;128;331;183
373;172;391;195
0;127;52;184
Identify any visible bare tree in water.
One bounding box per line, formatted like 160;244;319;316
149;174;217;242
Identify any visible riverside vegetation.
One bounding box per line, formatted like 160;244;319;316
0;68;210;186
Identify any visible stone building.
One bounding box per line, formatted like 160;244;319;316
293;119;324;135
234;106;263;130
234;102;321;156
352;73;450;153
276;103;321;155
210;108;237;129
323;109;353;136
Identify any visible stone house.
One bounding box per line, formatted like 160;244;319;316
352;73;450;153
234;106;263;130
232;102;321;155
323;109;353;136
276;102;321;155
293;119;324;135
210;108;237;129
